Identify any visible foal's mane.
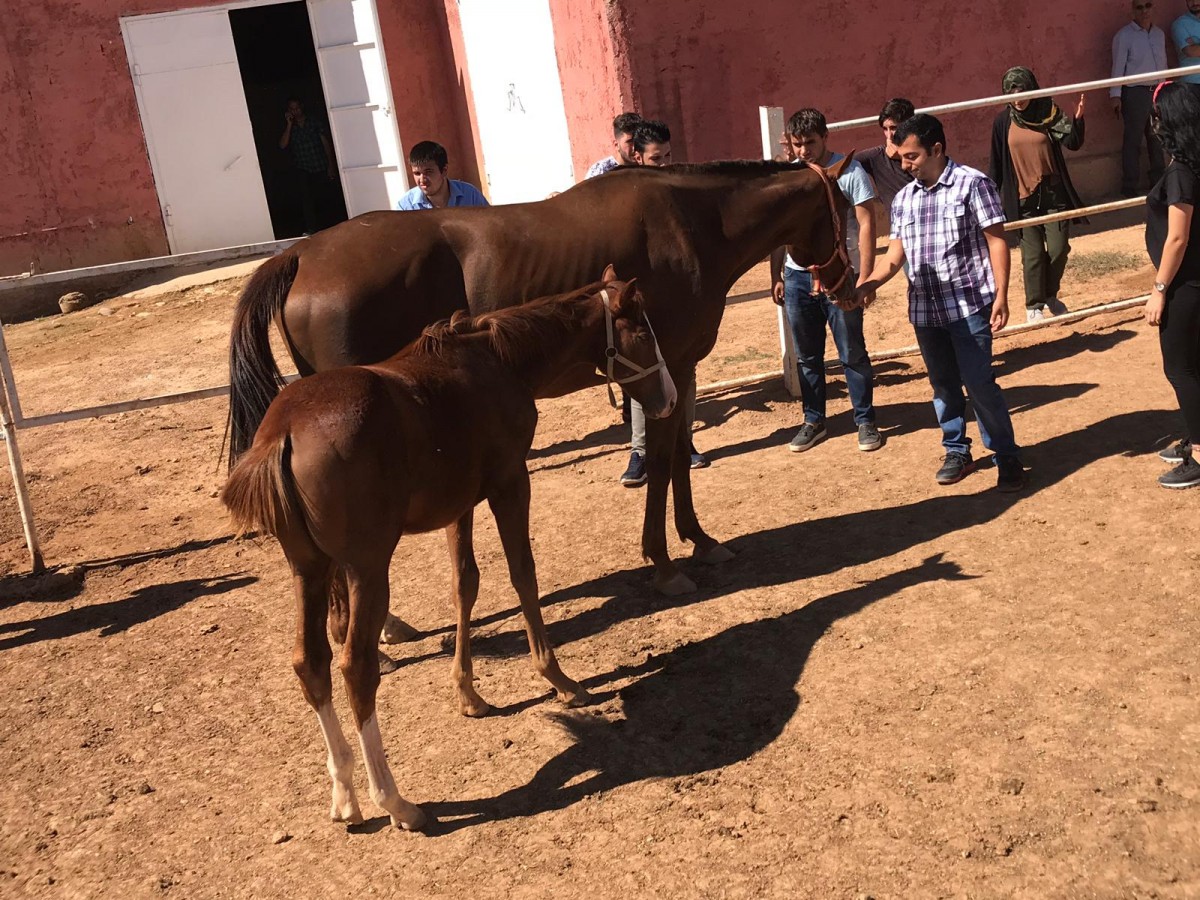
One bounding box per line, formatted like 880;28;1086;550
414;280;609;364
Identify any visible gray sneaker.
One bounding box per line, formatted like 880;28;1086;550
788;422;827;453
1158;454;1200;490
857;423;883;452
1160;440;1192;464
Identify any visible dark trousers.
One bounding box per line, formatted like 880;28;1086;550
1160;280;1200;443
1018;182;1071;309
1120;86;1165;195
297;170;330;234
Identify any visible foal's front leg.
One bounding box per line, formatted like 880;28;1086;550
445;511;490;717
488;470;590;707
670;373;734;566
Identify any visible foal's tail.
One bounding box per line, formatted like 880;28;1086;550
226;251;300;471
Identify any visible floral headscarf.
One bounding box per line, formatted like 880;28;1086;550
1002;67;1074;143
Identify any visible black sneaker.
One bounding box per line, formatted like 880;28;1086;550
1158;454;1200;490
857;423;883;452
936;451;976;485
1159;440;1192;464
788;422;827;453
995;455;1028;492
689;443;710;469
619;452;647;487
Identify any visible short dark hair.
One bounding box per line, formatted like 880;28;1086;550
785;108;828;139
1154;82;1200;178
893;113;947;154
878;98;916;127
408;140;448;170
613;112;643;138
632;120;670;153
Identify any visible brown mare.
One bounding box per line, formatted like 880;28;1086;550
221;275;675;830
228;159;855;597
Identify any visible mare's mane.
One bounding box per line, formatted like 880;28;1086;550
601;160;802;177
414;279;611;364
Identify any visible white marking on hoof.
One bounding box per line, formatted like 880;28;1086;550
693;542;735;565
558;685;593;708
377;650;400;675
653;570;697;596
380;613;420;644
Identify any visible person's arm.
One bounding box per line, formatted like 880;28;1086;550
855;238;906;307
1173;20;1200;57
319;131;336;178
989;114;1006;188
854;202;876;299
770;247;786;305
1154;27;1169;72
983;224;1011;332
1146;203;1195;326
1062;95;1086;152
1110;29;1125;114
279;118;293;150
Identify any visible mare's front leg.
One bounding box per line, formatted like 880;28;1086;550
641;403;697;595
670;372;734;566
340;562;427;831
488;469;590;707
445;511;490;717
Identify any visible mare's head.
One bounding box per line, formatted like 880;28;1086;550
597;265;677;420
785;155;858;306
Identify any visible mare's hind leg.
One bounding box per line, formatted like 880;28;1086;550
671;375;734;566
290;564;362;824
488;470;590;707
642;408;697;596
446;512;490;717
340;563;426;831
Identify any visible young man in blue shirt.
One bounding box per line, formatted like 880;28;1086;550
397;141;489;210
1171;0;1200;83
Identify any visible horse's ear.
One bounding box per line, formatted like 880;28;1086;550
615;277;639;314
601;263;618;283
825;151;856;180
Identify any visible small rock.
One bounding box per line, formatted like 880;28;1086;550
200;624;219;636
98;307;115;317
151;703;164;714
137;782;155;795
999;777;1024;796
271;830;292;845
961;849;972;859
135;464;152;476
995;842;1013;857
501;738;514;749
58;292;87;314
1137;798;1158;813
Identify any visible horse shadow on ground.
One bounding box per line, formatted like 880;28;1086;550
0;573;255;651
423;553;974;833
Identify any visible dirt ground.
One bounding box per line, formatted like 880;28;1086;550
0;223;1197;899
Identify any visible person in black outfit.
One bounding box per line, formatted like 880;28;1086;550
1144;81;1200;489
989;67;1087;322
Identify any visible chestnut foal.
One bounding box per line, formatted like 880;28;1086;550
222;273;675;830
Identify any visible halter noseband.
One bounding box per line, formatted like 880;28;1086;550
599;288;667;409
802;161;854;299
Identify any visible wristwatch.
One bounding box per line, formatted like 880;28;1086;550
1154;281;1167;293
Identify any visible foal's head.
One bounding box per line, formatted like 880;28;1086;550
598;267;677;420
785;155;858;306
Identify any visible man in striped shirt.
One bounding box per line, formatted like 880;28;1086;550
856;114;1027;492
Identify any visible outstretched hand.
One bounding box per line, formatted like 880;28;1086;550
1075;92;1086;119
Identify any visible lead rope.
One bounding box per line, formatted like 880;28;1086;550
803;161;853;297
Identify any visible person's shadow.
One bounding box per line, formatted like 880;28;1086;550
424;553;973;832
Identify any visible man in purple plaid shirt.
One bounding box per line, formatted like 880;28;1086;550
857;114;1028;492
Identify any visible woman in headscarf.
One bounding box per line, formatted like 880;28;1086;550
1143;81;1200;489
989;66;1087;322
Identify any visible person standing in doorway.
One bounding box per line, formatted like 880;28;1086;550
586;113;643;179
1143;81;1200;488
1112;0;1169;197
769;108;882;455
1171;0;1200;83
279;97;336;235
857;114;1027;492
397;141;488;210
989;67;1087;322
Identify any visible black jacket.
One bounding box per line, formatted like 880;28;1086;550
989;110;1086;232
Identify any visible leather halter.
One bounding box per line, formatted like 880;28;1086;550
599;288;667;409
802;161;854;299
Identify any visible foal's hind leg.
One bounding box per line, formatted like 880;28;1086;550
291;565;362;824
340;563;426;831
488;471;590;707
445;512;490;717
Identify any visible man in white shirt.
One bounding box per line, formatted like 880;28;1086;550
1112;0;1169;196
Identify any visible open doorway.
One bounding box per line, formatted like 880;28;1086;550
229;1;348;238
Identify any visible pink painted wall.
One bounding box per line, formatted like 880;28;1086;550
0;0;477;277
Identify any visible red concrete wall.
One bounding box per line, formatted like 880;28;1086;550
0;0;476;277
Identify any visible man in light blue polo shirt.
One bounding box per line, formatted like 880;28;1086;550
1172;0;1200;84
397;141;489;210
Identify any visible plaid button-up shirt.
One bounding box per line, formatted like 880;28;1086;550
890;160;1006;327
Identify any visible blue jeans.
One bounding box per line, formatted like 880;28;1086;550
782;268;874;426
913;305;1020;458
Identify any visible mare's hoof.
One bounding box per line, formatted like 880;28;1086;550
331;805;364;825
558;686;593;708
377;651;400;675
653;570;697;596
458;695;493;718
393;805;428;832
693;542;735;565
380;613;420;644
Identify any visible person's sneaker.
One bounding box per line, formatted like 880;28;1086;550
1025;307;1045;323
1159;439;1192;464
1158;454;1200;489
619;451;647;487
857;423;883;452
1045;297;1069;316
995;455;1028;492
788;422;827;453
690;443;710;469
935;451;976;485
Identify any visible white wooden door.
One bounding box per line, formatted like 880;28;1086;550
307;0;408;215
122;11;274;254
458;0;574;204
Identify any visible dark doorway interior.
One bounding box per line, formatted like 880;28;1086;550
229;2;348;238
